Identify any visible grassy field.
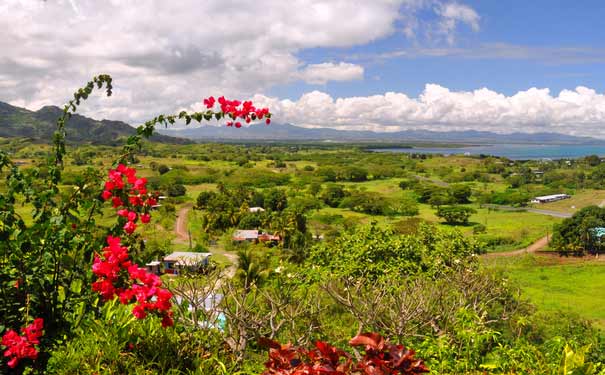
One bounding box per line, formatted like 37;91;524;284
484;255;605;328
532;189;605;213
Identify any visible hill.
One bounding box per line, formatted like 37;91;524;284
0;101;190;145
158;122;601;145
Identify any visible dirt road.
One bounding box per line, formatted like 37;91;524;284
173;204;238;274
174;204;193;242
482;235;550;258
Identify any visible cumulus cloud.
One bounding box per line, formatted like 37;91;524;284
299;63;364;84
252;85;605;137
0;0;478;123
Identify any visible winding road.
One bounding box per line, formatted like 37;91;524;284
174;205;238;276
482;235;550;258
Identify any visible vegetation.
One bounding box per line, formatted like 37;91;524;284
2;76;605;373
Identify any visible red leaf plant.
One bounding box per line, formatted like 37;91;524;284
261;333;428;375
1;318;44;369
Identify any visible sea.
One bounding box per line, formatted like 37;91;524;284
371;143;605;160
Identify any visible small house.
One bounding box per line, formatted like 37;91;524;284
145;260;161;275
249;207;265;213
531;194;571;204
232;230;259;242
233;230;281;244
163;252;211;275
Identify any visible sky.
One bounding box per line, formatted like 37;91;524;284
2;0;605;137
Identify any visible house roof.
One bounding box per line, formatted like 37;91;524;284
533;194;570;200
164;252;212;266
233;230;259;240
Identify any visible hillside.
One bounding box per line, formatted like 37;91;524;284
0;101;190;145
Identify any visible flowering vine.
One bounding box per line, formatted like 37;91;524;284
94;164;173;327
202;96;271;128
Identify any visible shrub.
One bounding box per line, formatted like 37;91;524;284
436;205;477;225
166;183;187;197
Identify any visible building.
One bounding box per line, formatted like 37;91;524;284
232;230;259;242
162;252;212;275
145;260;161;275
249;207;265;213
531;194;571;204
232;229;281;244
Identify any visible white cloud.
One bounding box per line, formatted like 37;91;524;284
299;63;364;84
435;2;480;44
252;85;605;137
0;0;479;123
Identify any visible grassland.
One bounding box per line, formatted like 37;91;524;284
484;255;605;328
532;189;605;213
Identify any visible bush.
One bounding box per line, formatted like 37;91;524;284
166;183;187;197
158;164;170;175
436;205;477;225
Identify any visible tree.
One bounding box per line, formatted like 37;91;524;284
320;184;346;207
167;183;187;197
449;184;472;204
158;164;170;175
436;205;476;225
196;191;216;209
552;205;605;255
264;188;288;211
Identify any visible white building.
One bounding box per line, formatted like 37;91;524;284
531;194;571;204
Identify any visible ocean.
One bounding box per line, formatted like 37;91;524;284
371;143;605;160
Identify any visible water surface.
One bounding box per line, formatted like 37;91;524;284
371;143;605;160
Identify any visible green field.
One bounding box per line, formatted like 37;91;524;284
485;255;605;328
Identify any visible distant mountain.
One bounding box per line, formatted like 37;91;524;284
0;101;190;145
158;122;601;145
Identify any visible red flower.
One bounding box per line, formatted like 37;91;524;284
141;213;151;224
235;122;242;128
266;118;271;125
112;196;124;208
124;221;137;234
203;96;216;108
2;319;44;368
127;211;137;222
101;190;112;200
161;314;174;328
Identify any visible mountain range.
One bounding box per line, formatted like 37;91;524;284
1;100;601;145
157;122;602;145
0;101;189;145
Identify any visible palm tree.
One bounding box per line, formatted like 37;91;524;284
235;250;270;291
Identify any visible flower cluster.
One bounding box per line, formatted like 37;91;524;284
101;164;157;234
203;96;271;128
94;165;173;327
92;237;174;327
1;319;44;369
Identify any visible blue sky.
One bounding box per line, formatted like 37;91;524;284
273;0;605;99
3;1;605;136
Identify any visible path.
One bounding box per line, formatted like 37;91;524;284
481;204;572;219
175;204;193;242
414;175;449;187
173;204;238;275
482;235;549;258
